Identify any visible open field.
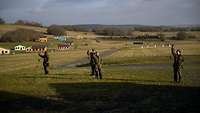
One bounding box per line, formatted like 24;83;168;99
0;38;200;113
1;24;200;39
1;0;200;112
0;23;200;113
0;24;47;35
133;31;200;39
66;31;97;39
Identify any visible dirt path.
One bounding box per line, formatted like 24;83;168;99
56;47;200;69
56;48;120;68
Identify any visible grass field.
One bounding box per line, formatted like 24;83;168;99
0;37;200;113
0;24;47;35
0;24;200;113
133;31;200;39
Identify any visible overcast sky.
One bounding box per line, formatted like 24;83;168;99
0;0;200;25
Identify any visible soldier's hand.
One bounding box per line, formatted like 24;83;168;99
181;65;183;69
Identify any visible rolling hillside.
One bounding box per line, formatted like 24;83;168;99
0;24;47;35
0;24;97;39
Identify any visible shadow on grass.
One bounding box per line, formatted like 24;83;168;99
0;91;66;113
19;74;79;80
1;82;200;113
105;78;173;84
20;76;74;80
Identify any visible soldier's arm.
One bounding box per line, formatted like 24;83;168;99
100;58;103;65
38;54;44;58
87;50;90;56
87;52;91;60
47;55;49;61
171;45;176;57
181;56;184;62
181;56;184;69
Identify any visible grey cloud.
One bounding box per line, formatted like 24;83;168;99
0;0;199;25
0;0;39;10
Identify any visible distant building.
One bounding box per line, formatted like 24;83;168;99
32;45;47;52
76;35;84;39
15;45;26;51
58;43;71;50
133;41;144;45
55;36;66;42
26;45;47;52
0;47;10;55
39;37;48;43
26;47;32;52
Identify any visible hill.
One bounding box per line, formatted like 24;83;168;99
0;24;97;39
66;31;96;39
63;24;200;32
0;24;47;36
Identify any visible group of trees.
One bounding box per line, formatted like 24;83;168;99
93;28;133;36
174;31;196;40
135;35;161;41
97;31;196;41
175;31;188;40
63;25;134;36
15;20;43;27
47;25;66;36
0;29;42;42
0;18;5;24
62;24;200;33
0;17;198;42
134;32;196;41
0;17;43;27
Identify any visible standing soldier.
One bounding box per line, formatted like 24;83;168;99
87;50;90;59
87;49;97;76
94;52;103;79
39;51;49;74
171;44;184;82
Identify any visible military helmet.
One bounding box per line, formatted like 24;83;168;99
91;48;95;52
176;49;181;55
96;52;100;56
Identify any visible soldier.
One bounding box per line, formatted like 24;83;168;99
94;52;103;79
39;51;49;74
87;50;90;59
171;44;184;82
87;49;97;76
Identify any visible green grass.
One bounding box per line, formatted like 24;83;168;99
0;65;199;113
103;55;200;65
0;42;46;49
0;24;46;35
133;31;200;39
0;40;200;113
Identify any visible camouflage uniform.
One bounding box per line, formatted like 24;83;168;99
93;52;103;79
87;49;97;76
171;45;184;82
39;51;49;74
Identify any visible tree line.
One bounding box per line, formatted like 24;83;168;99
1;17;200;32
62;24;200;33
0;17;43;27
0;29;42;42
15;20;43;27
0;17;198;42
